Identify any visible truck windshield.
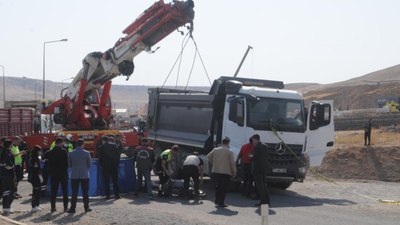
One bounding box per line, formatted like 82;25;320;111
247;97;305;132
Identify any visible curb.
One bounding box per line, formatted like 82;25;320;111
0;215;27;225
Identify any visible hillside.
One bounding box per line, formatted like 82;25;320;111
287;64;400;109
4;64;400;112
304;82;400;110
1;77;209;114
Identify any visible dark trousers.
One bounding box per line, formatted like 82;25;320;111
30;178;42;208
253;172;270;205
102;166;119;196
41;168;48;197
70;179;89;210
15;165;23;182
212;173;231;205
136;168;152;195
50;174;69;210
241;163;253;195
364;132;371;145
1;176;15;209
182;165;200;197
157;171;170;195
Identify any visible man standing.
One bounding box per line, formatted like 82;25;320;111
11;136;24;199
236;137;254;197
182;152;204;199
65;134;74;152
67;139;92;213
207;137;236;208
364;118;372;146
45;137;69;212
97;136;121;200
114;134;124;154
251;134;271;206
134;138;155;199
0;139;16;216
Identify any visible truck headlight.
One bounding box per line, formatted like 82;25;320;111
298;166;307;174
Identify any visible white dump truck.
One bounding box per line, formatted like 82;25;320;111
147;76;334;189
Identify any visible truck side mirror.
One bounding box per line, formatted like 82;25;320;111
228;97;244;126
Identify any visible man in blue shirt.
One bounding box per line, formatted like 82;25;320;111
67;139;92;213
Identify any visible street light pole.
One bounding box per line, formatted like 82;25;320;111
0;65;4;107
42;38;68;100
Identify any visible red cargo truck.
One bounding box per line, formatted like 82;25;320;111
0;108;33;137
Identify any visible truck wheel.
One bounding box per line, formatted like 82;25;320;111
268;181;293;190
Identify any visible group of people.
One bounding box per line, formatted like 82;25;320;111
0;133;93;215
207;134;271;208
0;131;274;216
0;136;28;215
133;139;204;200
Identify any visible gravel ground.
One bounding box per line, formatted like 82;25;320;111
1;176;216;225
2;174;400;225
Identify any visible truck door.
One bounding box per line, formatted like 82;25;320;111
222;96;248;156
305;100;334;166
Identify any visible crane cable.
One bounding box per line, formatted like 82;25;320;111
161;32;191;88
161;32;211;89
184;35;212;89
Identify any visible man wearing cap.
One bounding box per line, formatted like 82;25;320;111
65;134;74;152
207;137;236;208
251;134;271;206
156;145;180;197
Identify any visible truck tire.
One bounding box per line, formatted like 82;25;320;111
268;181;293;190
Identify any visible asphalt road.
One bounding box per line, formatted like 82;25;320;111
2;174;400;225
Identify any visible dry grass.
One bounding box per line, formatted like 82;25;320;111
335;129;400;147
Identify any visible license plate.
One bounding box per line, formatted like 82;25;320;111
272;168;287;173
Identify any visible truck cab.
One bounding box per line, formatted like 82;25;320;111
222;79;334;187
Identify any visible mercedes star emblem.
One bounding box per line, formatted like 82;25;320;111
275;142;286;155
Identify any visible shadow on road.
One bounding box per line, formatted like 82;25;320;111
254;208;276;215
212;187;356;209
209;207;239;216
268;188;355;208
12;210;86;225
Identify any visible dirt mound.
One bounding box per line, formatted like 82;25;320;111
318;145;400;182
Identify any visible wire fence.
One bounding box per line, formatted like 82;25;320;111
334;111;400;131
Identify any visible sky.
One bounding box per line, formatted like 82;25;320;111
1;0;400;87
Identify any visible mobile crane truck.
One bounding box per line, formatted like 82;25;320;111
147;76;334;189
24;0;195;155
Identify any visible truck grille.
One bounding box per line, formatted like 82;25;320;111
265;143;304;166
